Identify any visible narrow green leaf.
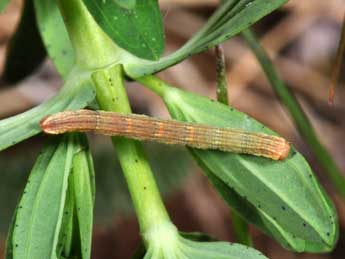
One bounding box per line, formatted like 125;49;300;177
57;176;75;258
82;0;164;60
0;69;95;152
72;134;95;259
34;0;75;78
2;0;46;84
12;135;77;259
138;76;338;252
56;134;94;259
124;0;288;78
242;29;345;197
215;45;229;106
0;0;10;12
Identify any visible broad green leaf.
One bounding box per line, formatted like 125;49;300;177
82;0;164;60
12;135;77;259
34;0;75;78
2;0;46;84
124;0;288;78
242;28;345;197
0;0;9;12
0;68;95;152
134;223;268;259
71;134;95;259
138;76;338;252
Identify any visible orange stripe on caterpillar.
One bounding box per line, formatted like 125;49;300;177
40;109;290;160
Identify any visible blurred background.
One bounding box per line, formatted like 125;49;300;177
0;0;344;258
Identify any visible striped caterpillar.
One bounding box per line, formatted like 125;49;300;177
40;109;290;160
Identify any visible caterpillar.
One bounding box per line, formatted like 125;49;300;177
40;109;290;160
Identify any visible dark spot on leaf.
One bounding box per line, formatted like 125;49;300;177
143;186;147;190
281;206;286;211
327;232;330;236
303;223;307;227
135;159;139;163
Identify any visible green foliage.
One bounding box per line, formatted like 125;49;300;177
124;0;288;78
6;134;95;259
2;0;46;84
82;0;164;60
138;76;338;252
34;0;75;78
10;135;74;259
0;69;95;151
242;29;345;197
1;0;340;258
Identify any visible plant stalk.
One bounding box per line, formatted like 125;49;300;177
91;66;171;235
57;0;121;69
214;45;252;246
57;0;171;242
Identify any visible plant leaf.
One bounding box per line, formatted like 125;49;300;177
124;0;288;78
138;77;338;252
2;0;46;84
72;134;95;259
56;134;94;259
34;0;75;78
12;135;77;259
0;69;95;152
57;175;75;258
82;0;164;60
0;0;10;12
242;28;345;197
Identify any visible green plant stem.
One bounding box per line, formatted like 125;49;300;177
136;75;169;97
92;65;171;236
214;45;251;246
215;45;229;105
328;11;345;104
242;28;345;197
57;0;120;69
57;0;171;242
